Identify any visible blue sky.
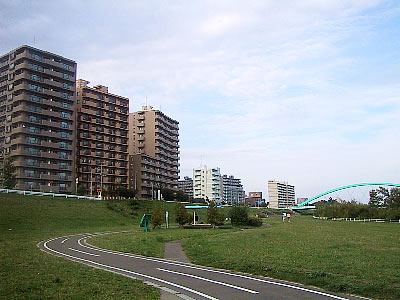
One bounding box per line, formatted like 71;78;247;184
1;0;399;199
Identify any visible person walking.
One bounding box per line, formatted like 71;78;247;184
287;213;291;222
282;212;286;222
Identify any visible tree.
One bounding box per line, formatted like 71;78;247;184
207;201;224;228
175;202;191;227
77;184;87;196
151;201;166;229
176;190;189;202
228;205;249;226
1;157;16;189
161;188;175;201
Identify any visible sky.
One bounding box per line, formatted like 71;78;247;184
1;0;399;199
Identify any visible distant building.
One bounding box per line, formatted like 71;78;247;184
245;192;264;206
178;176;193;201
297;197;308;205
128;106;179;198
193;165;222;203
75;79;129;194
268;180;295;209
0;45;77;193
222;174;244;204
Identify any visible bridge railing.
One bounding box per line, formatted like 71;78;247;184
0;188;100;200
313;216;400;223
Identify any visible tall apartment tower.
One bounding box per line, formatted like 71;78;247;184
128;105;179;199
0;45;76;192
178;176;194;201
222;174;244;204
75;79;129;195
268;180;295;209
193;165;222;203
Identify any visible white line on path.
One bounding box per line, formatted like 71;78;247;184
80;237;351;300
43;238;218;300
157;268;259;294
61;238;68;244
68;247;100;257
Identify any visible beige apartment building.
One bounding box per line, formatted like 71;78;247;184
128;106;179;199
75;79;129;195
0;45;76;192
268;180;295;209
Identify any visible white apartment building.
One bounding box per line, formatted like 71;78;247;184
193;165;222;203
268;180;295;209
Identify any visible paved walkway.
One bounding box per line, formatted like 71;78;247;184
161;240;191;300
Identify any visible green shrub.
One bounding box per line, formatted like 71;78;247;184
228;205;249;226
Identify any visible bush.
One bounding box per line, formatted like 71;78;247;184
207;201;224;227
175;202;191;227
151;201;166;229
228;205;249;226
247;216;263;227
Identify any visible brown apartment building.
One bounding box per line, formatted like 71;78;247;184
75;80;129;195
0;45;76;192
128;105;179;199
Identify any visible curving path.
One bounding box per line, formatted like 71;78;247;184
39;232;365;300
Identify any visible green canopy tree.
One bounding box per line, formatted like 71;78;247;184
207;201;224;228
1;157;16;189
175;202;191;227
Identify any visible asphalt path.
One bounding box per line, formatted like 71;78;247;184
39;232;366;300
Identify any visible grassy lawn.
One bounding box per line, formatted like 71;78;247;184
0;194;159;299
90;213;400;299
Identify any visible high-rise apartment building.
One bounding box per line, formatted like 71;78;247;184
75;79;129;195
268;180;295;208
222;174;244;204
0;45;76;192
193;165;222;203
245;192;264;206
128;105;179;199
178;176;194;201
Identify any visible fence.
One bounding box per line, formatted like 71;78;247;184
313;216;400;223
0;188;100;200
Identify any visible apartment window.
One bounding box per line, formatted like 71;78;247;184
60;121;68;128
82;165;89;172
109;120;115;126
60;132;69;138
7;94;13;100
108;145;115;150
59;183;67;190
109;104;115;111
30;74;43;82
61;92;70;99
82;132;89;138
96;94;103;100
96;110;103;116
60;141;68;149
120;154;127;160
8;84;14;91
108;129;115;135
26;148;39;156
25;170;38;178
96;125;102;131
96;134;102;140
59;172;67;180
59;162;68;169
82;114;89;121
61;63;72;71
96;118;103;124
9;52;15;60
9;63;15;70
108;97;116;104
29;94;42;103
81;149;88;155
28;115;40;123
82;123;89;129
9;73;14;80
96;143;103;148
82;140;89;146
60;112;70;119
62;83;70;89
96;151;103;157
31;53;43;61
31;64;43;72
27;136;40;144
28;126;40;133
29;83;42;92
82;174;88;180
63;73;72;80
29;104;41;113
61;103;70;109
108;153;115;158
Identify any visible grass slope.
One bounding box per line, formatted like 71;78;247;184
0;194;159;299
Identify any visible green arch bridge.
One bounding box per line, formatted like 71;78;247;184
293;182;400;209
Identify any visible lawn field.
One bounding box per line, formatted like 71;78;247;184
0;194;159;299
91;213;400;300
